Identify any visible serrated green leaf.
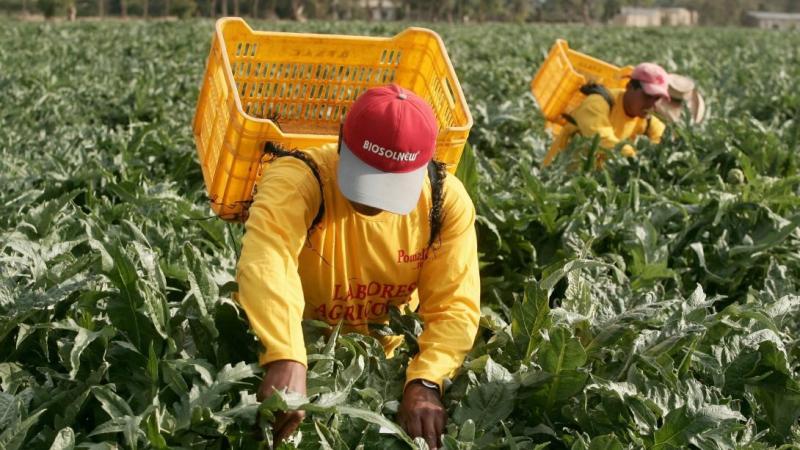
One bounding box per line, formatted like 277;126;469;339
338;406;414;446
48;427;75;450
0;408;45;450
453;381;516;432
91;385;134;419
511;281;551;362
0;393;20;432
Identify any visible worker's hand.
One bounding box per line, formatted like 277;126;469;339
398;381;446;450
257;360;307;444
621;144;637;158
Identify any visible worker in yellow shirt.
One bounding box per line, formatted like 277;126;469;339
236;84;480;449
542;62;671;167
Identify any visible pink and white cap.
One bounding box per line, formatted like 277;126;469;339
631;63;671;101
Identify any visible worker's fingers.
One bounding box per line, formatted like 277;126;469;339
420;410;442;450
433;412;446;448
273;410;305;444
271;410;290;434
396;413;407;435
403;415;422;443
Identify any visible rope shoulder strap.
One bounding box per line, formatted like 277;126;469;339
427;160;447;249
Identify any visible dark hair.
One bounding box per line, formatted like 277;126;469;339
628;79;643;90
427;160;447;249
261;142;446;250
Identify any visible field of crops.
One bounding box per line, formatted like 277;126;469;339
1;18;800;450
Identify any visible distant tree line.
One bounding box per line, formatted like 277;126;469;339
1;0;798;24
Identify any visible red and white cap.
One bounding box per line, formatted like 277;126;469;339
631;63;671;101
337;84;438;215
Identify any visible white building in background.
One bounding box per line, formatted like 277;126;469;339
743;11;800;30
360;0;398;20
612;7;699;27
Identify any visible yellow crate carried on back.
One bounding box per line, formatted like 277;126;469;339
193;17;473;222
530;39;633;135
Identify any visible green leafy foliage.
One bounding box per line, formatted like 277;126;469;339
1;18;799;449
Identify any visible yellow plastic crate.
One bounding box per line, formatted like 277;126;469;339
192;17;473;221
530;39;633;134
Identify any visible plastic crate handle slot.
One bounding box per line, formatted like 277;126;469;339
441;76;456;110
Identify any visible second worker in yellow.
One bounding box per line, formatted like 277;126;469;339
543;62;671;167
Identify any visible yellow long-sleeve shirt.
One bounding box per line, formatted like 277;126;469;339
236;143;480;390
543;88;665;166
